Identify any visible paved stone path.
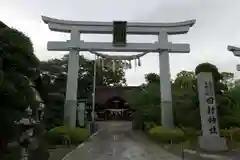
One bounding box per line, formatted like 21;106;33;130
62;121;183;160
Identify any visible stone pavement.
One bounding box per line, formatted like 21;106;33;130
62;121;184;160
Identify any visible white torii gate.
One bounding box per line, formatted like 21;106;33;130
42;16;195;129
228;45;240;71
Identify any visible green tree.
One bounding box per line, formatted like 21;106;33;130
173;71;196;90
125;62;240;130
221;72;234;89
0;21;40;156
40;55;127;128
195;62;227;94
125;73;161;128
172;71;200;128
144;73;160;84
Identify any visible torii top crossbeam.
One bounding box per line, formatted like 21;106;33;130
42;16;195;35
42;16;195;53
228;45;240;57
228;45;240;71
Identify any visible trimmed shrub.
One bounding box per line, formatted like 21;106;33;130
70;128;90;145
143;122;156;131
45;126;69;145
45;126;90;145
149;126;186;144
231;128;240;142
220;129;231;137
220;128;240;142
180;127;200;140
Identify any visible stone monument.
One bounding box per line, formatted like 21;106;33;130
197;72;227;151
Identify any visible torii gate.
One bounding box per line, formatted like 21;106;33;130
228;45;240;71
42;16;195;129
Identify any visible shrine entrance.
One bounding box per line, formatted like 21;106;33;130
103;96;132;121
42;16;195;129
92;86;137;121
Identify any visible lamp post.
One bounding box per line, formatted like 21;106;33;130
90;56;97;133
92;56;97;123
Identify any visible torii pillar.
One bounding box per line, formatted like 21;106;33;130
228;45;240;71
42;16;195;129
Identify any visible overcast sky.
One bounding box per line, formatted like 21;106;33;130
1;0;240;86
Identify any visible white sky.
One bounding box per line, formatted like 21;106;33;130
1;0;240;86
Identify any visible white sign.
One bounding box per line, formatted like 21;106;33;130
197;72;220;136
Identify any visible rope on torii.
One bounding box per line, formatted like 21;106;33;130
89;50;150;72
105;109;127;117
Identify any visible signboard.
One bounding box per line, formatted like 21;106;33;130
113;21;127;46
197;72;220;136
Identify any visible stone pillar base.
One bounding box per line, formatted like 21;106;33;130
64;100;77;128
199;136;228;152
161;101;174;129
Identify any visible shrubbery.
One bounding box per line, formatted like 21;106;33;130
180;127;200;141
148;126;186;144
180;127;240;142
220;128;240;142
45;126;90;145
70;127;90;144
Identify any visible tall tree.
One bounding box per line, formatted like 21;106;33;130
173;71;196;91
144;73;160;84
125;73;161;127
0;21;40;156
40;55;127;128
172;71;200;128
195;62;227;94
221;72;234;89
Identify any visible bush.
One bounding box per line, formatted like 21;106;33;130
70;128;90;145
45;126;68;145
220;129;231;137
45;126;90;145
231;128;240;142
143;122;156;131
180;127;200;140
220;128;240;142
148;126;186;144
4;146;21;160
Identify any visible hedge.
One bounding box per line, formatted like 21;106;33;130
220;128;240;142
148;126;186;144
180;127;240;142
45;126;90;145
70;128;90;144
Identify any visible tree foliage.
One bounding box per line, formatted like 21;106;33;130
0;22;41;154
126;62;240;130
40;55;127;129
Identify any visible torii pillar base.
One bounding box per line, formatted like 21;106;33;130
64;100;78;128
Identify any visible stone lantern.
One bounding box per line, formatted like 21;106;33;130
14;106;38;160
